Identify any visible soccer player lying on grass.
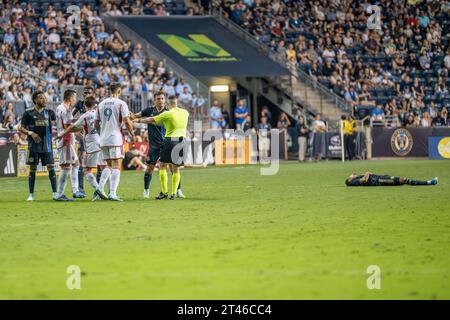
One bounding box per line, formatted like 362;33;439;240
345;172;438;186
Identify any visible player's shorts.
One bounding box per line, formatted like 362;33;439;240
374;175;402;186
84;151;106;168
58;144;78;165
160;138;185;165
27;150;54;166
146;144;163;166
101;146;124;160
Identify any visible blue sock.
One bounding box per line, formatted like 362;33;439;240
144;171;152;190
78;165;84;191
29;171;36;194
48;169;57;193
407;179;429;185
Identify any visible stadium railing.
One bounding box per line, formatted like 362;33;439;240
211;6;350;122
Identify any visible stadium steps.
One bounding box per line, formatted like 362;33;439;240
280;76;346;120
212;12;347;123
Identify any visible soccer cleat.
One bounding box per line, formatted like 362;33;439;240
27;194;35;201
108;194;123;201
176;189;185;198
55;194;74;202
73;191;86;199
94;188;108;200
52;192;59;200
143;189;150;199
155;192;168;200
92;194;100;202
169;194;176;200
429;177;438;185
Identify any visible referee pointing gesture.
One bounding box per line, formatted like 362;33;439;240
134;95;189;200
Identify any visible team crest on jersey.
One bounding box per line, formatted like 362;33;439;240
391;128;413;156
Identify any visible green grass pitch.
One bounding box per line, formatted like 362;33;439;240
0;160;449;299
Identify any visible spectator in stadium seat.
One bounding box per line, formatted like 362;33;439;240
289;11;302;31
2;115;16;131
371;104;385;124
234;99;249;130
176;78;193;95
421;111;432;127
3;28;15;46
432;111;447;127
162;80;175;96
10;132;27;145
178;87;193;109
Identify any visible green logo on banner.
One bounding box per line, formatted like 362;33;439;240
158;34;238;62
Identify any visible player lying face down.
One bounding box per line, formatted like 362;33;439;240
345;172;438;186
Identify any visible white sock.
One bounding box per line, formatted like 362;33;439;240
99;167;111;190
71;166;79;193
57;169;70;195
86;172;99;189
107;177;112;193
110;169;121;197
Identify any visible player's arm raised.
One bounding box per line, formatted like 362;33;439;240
134;117;156;124
129;112;142;120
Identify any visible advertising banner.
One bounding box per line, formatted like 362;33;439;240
0;144;18;177
372;128;431;157
115;16;289;77
17;144;65;177
326;132;342;159
428;137;450;160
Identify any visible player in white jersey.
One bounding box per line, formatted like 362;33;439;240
55;90;86;200
56;97;111;201
94;83;136;201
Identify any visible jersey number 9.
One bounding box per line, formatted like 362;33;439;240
104;108;112;121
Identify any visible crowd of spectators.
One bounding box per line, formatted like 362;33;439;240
216;0;450;127
0;0;207;127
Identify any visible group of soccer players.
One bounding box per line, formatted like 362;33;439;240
19;83;189;201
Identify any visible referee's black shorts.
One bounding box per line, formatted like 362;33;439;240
159;137;185;166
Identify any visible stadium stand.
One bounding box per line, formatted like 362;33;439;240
0;0;203;131
212;0;450;127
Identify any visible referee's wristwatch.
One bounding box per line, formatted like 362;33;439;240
28;131;34;136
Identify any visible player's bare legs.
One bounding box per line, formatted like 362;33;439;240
128;157;147;170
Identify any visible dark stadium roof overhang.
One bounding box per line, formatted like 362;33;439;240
114;16;289;77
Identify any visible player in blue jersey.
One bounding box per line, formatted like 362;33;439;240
345;172;438;187
19;91;68;201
